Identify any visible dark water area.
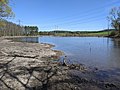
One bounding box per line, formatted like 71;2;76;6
12;36;120;70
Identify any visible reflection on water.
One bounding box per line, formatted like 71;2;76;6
12;37;39;43
14;36;120;69
111;38;120;48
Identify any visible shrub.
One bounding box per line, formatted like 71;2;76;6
110;31;116;36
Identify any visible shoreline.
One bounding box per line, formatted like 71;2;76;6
0;37;120;90
0;37;64;89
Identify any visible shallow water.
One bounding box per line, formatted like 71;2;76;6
14;36;120;69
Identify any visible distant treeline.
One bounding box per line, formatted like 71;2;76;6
0;19;24;36
24;26;39;36
0;19;117;37
39;29;115;37
0;20;116;37
0;20;39;36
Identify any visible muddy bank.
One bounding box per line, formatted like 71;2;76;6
0;37;120;90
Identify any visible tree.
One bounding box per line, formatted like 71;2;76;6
0;20;24;36
24;26;39;36
109;7;120;35
0;0;13;18
0;0;14;26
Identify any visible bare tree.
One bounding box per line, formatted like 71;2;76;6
109;7;120;35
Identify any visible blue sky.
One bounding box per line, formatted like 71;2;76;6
9;0;120;31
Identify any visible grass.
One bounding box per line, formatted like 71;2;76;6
39;29;114;37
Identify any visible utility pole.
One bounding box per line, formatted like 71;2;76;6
17;19;22;36
54;25;58;35
54;25;59;31
17;19;21;26
107;17;110;36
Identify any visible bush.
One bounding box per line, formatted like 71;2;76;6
110;31;116;36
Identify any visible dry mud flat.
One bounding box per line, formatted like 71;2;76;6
0;37;120;90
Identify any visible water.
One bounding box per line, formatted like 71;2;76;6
15;36;120;69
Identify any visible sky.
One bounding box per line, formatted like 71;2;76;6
9;0;120;31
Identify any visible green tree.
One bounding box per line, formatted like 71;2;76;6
0;0;14;26
24;26;39;36
0;20;24;36
109;7;120;35
0;0;13;17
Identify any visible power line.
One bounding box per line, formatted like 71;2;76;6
40;1;119;24
41;17;106;30
16;19;22;25
40;13;106;29
40;9;108;28
40;1;120;30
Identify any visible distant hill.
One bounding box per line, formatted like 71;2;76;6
39;29;116;37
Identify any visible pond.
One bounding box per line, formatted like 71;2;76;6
14;36;120;69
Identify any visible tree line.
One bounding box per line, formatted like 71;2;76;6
0;19;39;36
0;19;24;36
24;26;39;36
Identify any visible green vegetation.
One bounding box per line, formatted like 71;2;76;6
0;0;14;26
39;29;114;37
24;26;39;36
0;20;39;36
0;0;13;17
0;20;24;36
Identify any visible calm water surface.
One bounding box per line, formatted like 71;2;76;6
16;36;120;69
